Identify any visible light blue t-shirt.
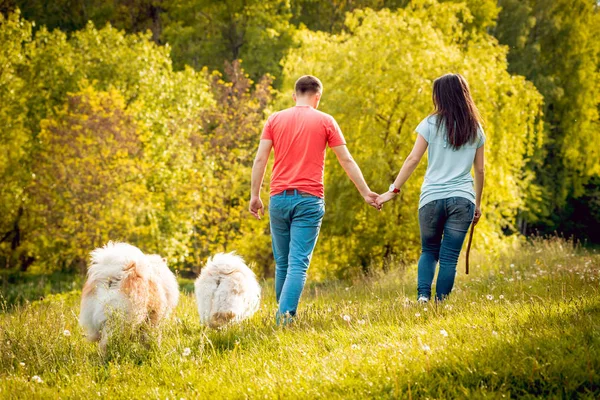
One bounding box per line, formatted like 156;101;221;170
416;115;485;209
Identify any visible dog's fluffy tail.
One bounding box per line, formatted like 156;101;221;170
120;260;151;323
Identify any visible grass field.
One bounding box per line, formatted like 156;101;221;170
1;238;599;399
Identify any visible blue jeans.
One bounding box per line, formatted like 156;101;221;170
418;197;475;301
269;190;325;322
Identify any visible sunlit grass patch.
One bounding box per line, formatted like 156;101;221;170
0;238;599;398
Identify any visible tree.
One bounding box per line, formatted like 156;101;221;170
30;87;150;271
162;0;296;83
290;0;408;33
291;0;498;34
281;2;543;278
0;11;33;270
493;0;600;235
0;13;216;272
2;0;165;41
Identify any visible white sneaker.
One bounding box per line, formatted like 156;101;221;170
417;296;429;304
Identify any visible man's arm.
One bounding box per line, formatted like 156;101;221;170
473;145;485;225
331;145;380;209
249;139;273;219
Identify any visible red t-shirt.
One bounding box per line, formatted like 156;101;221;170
261;105;346;198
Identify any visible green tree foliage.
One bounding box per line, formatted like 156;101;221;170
2;0;296;83
281;2;543;278
31;87;150;271
2;0;164;40
0;13;207;272
2;0;598;277
442;0;499;32
188;62;274;274
493;0;600;235
290;0;408;32
0;10;276;274
3;0;497;83
0;11;32;269
291;0;498;34
162;0;296;83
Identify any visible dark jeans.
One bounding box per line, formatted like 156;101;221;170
418;197;475;301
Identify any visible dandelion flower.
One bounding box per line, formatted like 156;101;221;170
423;307;428;312
357;319;366;325
351;344;359;350
486;294;494;300
342;315;351;322
31;375;43;383
63;330;71;337
19;362;25;367
345;287;350;291
440;329;448;337
499;295;505;300
415;312;421;318
182;347;191;357
492;331;498;336
421;344;431;352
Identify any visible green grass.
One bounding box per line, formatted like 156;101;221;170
1;238;599;399
0;271;84;307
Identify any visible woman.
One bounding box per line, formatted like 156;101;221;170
376;73;485;302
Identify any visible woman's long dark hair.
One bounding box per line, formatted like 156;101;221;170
432;73;482;149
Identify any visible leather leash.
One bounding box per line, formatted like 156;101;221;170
465;222;475;274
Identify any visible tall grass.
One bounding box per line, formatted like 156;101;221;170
0;237;598;399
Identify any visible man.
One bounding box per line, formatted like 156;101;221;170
249;75;379;323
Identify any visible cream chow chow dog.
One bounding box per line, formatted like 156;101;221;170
195;252;261;328
79;242;179;351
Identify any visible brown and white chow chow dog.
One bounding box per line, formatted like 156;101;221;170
195;252;261;328
79;242;179;351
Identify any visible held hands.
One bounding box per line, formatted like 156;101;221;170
249;196;264;220
362;191;382;210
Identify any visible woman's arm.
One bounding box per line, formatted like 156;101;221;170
376;134;428;205
473;145;485;225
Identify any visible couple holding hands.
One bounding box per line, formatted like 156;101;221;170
250;74;485;323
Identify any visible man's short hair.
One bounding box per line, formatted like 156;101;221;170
294;75;323;95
